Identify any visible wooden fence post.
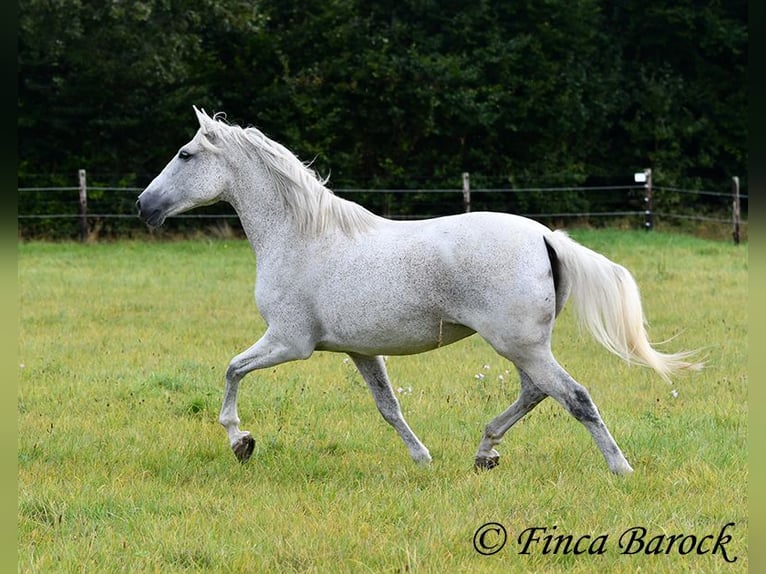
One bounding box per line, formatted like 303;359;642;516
78;169;88;242
643;168;653;231
732;176;741;245
462;172;471;213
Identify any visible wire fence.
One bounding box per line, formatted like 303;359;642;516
17;174;748;243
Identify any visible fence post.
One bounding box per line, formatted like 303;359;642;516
643;168;653;231
462;172;471;213
78;169;88;242
732;175;740;245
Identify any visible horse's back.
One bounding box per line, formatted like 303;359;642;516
408;211;551;265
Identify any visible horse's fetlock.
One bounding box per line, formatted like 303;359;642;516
219;416;238;428
484;424;503;442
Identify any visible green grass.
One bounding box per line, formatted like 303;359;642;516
18;231;747;572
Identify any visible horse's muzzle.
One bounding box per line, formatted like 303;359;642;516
136;196;166;228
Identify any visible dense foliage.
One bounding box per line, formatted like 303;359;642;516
18;0;747;231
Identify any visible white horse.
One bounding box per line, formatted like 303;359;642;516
137;107;701;475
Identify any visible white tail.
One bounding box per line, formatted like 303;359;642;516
545;230;703;382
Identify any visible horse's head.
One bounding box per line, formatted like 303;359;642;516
137;107;230;227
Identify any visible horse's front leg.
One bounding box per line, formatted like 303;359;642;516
220;329;312;462
348;353;432;464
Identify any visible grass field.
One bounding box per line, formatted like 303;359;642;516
18;230;747;572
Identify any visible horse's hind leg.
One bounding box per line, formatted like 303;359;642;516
474;368;547;470
520;356;634;475
348;353;432;464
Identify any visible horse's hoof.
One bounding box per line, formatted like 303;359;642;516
233;434;255;463
413;454;432;466
611;461;634;476
411;448;432;465
474;453;500;471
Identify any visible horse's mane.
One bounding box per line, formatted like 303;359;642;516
198;111;379;236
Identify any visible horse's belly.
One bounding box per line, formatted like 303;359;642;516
315;318;475;355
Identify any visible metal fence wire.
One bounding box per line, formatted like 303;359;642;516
17;174;748;243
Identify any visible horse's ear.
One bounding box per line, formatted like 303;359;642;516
192;106;215;131
193;105;219;143
193;105;212;131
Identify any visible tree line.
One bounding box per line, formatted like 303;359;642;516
18;0;747;231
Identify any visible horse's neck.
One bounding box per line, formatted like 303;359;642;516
226;161;383;258
239;212;281;257
229;174;331;261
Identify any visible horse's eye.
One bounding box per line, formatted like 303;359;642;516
178;150;192;161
